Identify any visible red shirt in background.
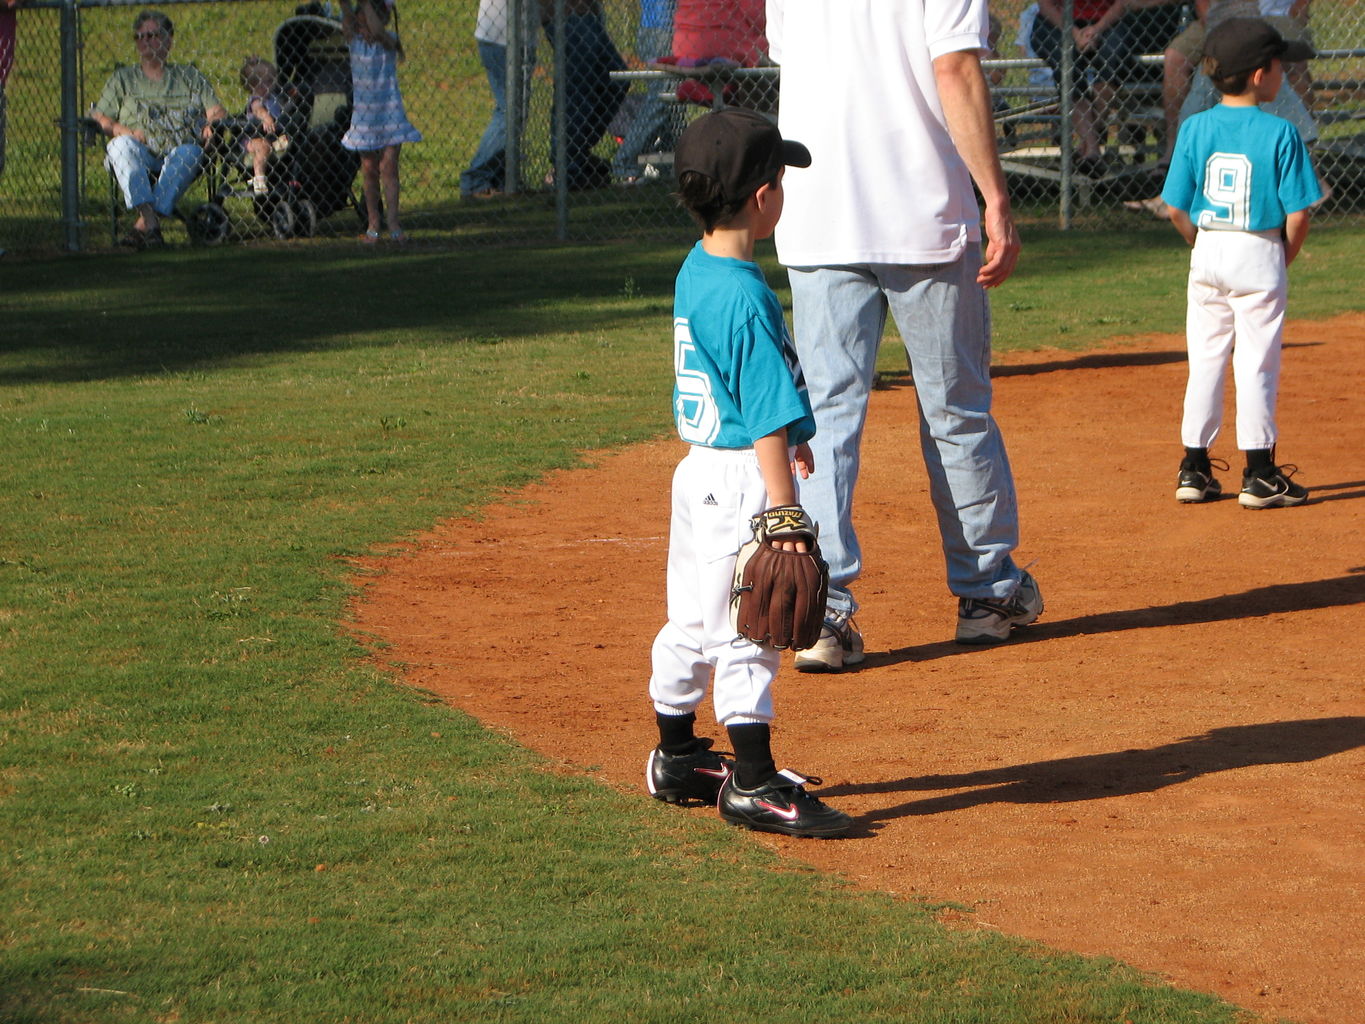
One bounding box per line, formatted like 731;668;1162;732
671;0;766;64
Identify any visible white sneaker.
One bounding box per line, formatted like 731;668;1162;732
794;617;865;673
955;570;1044;644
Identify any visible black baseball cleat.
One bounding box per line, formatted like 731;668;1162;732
1176;467;1220;502
645;738;733;805
718;769;852;838
1239;465;1308;509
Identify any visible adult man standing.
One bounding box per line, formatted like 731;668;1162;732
766;0;1042;671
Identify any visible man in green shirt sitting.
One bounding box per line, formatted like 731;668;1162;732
90;8;227;247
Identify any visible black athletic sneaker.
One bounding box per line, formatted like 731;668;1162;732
1239;465;1308;509
718;769;852;838
645;738;733;805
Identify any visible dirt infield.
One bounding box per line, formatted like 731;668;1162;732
353;314;1365;1024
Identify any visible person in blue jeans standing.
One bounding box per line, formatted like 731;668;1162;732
767;0;1044;671
461;0;535;199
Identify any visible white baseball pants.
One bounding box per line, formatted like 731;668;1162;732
650;446;781;727
1181;228;1287;451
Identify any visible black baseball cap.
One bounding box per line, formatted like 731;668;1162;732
1203;17;1315;77
674;108;811;204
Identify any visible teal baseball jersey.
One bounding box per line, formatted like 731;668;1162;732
671;242;816;450
1161;103;1321;232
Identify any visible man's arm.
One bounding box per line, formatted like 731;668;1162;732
933;48;1020;287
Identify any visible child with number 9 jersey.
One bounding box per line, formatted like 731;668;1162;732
644;108;851;838
1161;17;1321;508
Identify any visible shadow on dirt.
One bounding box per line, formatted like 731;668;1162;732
818;717;1364;824
867;571;1365;667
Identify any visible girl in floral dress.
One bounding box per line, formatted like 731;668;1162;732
340;0;421;242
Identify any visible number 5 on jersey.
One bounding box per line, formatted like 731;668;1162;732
674;317;722;445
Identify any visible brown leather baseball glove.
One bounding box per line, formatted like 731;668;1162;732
729;505;829;651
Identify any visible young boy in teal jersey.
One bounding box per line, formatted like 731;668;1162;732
644;108;851;838
1160;18;1321;508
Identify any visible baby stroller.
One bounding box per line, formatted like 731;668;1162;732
194;3;361;242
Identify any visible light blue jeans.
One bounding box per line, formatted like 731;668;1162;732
787;252;1023;616
460;39;535;196
105;135;203;216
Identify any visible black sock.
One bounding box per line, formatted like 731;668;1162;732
726;723;777;789
1181;446;1209;470
656;712;698;755
1245;448;1274;475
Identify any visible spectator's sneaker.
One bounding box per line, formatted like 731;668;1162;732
645;738;732;805
1176;456;1227;503
955;569;1044;644
1239;466;1308;509
718;769;852;838
794;616;865;673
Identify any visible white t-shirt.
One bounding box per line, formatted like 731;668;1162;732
475;0;507;45
768;0;988;266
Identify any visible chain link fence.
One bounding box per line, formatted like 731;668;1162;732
1;0;1362;254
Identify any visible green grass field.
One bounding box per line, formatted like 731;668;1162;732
5;224;1362;1022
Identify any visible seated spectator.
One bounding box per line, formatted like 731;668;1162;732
1016;3;1056;88
1030;0;1140;175
89;8;227;248
1159;0;1312;167
611;0;769;183
607;0;679;184
669;0;770;108
238;55;286;197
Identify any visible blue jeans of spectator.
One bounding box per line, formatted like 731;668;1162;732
611;77;683;180
105;134;203;216
611;6;678;180
787;253;1023;616
461;39;535;196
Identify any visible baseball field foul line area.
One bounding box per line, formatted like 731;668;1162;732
356;314;1365;1024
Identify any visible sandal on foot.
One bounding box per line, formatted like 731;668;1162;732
359;229;380;245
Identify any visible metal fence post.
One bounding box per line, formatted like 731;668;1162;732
506;0;523;194
552;0;567;240
1059;0;1074;231
59;0;82;251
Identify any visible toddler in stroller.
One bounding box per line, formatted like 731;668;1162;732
192;5;362;242
239;55;290;197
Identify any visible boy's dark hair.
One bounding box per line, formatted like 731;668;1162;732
1203;54;1267;95
674;169;778;233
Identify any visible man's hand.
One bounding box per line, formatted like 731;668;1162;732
979;200;1021;287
